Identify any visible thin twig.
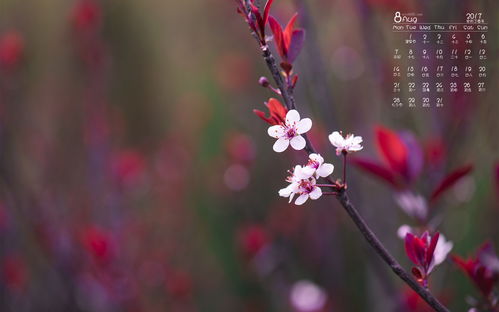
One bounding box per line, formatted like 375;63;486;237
343;152;347;185
240;4;450;311
336;191;449;312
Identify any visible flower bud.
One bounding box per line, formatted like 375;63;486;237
258;76;270;87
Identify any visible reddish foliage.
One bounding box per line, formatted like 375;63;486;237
268;13;305;70
429;164;473;203
375;125;408;178
349;157;402;189
405;231;440;285
253;98;287;125
236;0;274;44
452;242;499;298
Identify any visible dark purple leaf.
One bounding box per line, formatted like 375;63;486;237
286;29;305;63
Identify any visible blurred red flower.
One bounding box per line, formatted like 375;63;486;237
237;225;270;258
424;138;447;168
0;31;24;69
72;0;102;33
2;255;28;292
112;150;146;187
81;226;116;264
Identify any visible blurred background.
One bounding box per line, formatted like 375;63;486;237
0;0;498;311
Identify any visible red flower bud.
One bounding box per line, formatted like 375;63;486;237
258;76;270;87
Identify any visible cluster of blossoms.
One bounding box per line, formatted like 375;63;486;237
254;96;362;205
278;154;334;205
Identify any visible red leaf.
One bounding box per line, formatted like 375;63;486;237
429;164;473;203
426;232;440;266
268;16;284;58
253;98;287;125
266;97;287;124
405;233;419;266
283;13;298;50
451;254;472;274
375;126;408;177
263;0;274;29
286;29;305;64
349;157;402;189
253;109;274;125
250;4;264;37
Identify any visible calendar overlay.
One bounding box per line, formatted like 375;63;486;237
391;12;488;108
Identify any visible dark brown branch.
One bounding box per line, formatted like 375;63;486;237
240;3;450;311
336;191;449;312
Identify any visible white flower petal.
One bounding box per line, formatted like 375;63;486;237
299;166;316;179
349;145;363;152
279;185;294;197
433;235;453;267
316;163;334;177
296;118;312;134
309;153;323;165
286;109;300;124
328;131;344;148
351;136;363;145
290;135;306;150
295;194;309;205
273;137;289;152
268;125;285;138
309;187;322;200
397;225;412;239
